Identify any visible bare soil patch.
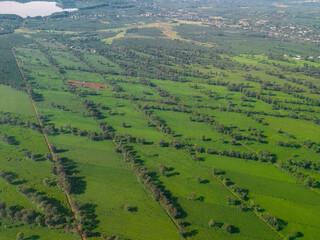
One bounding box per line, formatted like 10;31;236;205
67;80;106;90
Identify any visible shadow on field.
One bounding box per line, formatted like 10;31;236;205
25;235;40;240
127;149;145;166
195;196;205;202
200;179;209;184
80;203;100;232
166;167;180;177
33;154;45;161
212;222;239;233
278;218;288;231
230;225;240;233
55;149;69;153
148;171;187;219
40;114;53;125
70;176;87;195
3;172;27;185
12;179;27;185
31;91;44;102
37;191;72;217
184;229;198;237
8;136;19;145
292;232;304;239
60;156;87;195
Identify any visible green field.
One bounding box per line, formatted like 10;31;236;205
1;1;320;239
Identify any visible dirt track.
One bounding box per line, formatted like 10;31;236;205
12;47;86;240
67;80;106;90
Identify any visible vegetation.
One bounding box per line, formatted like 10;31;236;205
0;0;320;239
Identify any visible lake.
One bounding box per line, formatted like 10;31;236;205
0;1;77;17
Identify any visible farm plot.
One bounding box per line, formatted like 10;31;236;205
0;86;80;239
2;20;320;240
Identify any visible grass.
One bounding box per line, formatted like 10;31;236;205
0;94;79;239
2;21;320;240
47;134;181;240
0;85;33;115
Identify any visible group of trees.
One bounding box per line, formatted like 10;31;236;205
208;219;234;233
139;108;174;136
261;212;280;231
0;171;75;230
0;134;13;145
211;168;248;201
205;147;273;162
17;185;73;227
191;110;268;144
24;150;37;160
43;122;107;141
138;102;191;114
111;134;186;235
241;88;320;124
50;101;71;112
0;201;39;226
0;113;40;132
70;199;98;237
82;99;104;119
0;167;75;226
279;160;320;189
285;158;320;171
277;140;301;148
0;170;17;184
302;139;320;153
0;37;26;90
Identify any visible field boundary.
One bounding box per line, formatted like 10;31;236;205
11;47;86;240
132;102;286;240
37;42;186;239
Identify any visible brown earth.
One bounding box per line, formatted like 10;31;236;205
67;80;107;90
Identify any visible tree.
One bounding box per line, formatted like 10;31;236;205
158;163;167;176
230;139;237;145
51;144;57;153
24;151;32;158
223;223;232;233
36;215;45;226
189;192;196;201
0;201;6;210
16;232;24;240
4;174;14;184
193;144;200;152
201;134;205;141
208;219;215;227
158;139;165;147
196;176;201;183
124;204;131;212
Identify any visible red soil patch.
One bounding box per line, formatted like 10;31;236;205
67;80;106;90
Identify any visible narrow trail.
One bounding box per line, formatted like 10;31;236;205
11;47;86;240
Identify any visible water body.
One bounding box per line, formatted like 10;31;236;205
0;1;77;17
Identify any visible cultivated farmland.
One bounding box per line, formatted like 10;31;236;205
1;1;320;239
